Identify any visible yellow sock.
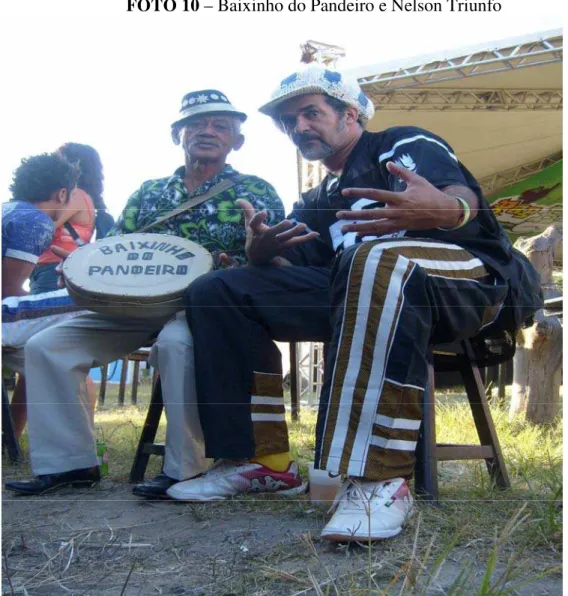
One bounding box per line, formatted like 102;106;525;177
250;452;292;473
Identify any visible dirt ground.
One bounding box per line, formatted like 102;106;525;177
1;477;562;596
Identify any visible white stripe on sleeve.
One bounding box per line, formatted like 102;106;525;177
379;135;458;163
4;249;39;264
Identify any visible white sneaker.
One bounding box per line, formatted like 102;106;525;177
320;478;413;542
166;459;307;501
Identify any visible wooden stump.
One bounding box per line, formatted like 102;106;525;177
510;225;562;424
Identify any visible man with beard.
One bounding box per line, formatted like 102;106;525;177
169;66;540;543
6;90;308;498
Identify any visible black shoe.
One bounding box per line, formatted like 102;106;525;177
5;466;101;496
132;473;176;499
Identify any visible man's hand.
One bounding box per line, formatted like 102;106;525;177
338;161;469;236
237;199;319;266
52;246;71;288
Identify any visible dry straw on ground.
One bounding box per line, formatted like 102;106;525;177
2;383;562;595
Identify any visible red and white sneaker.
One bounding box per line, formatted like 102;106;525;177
321;478;413;542
166;459;307;501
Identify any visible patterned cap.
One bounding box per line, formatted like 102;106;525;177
172;90;247;129
259;66;375;124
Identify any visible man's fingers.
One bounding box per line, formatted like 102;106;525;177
268;220;296;236
51;246;72;259
273;222;308;243
236;199;255;226
250;218;293;237
385;160;420;182
277;230;320;248
341;187;402;204
248;210;269;232
337;208;400;221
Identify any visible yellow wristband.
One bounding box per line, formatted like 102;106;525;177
437;196;471;231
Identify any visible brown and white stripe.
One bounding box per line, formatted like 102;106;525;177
384;241;489;280
250;371;289;456
320;239;490;480
320;242;416;476
366;380;423;480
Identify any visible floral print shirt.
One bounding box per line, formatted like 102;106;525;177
109;165;285;267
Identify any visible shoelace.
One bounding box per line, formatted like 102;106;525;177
328;479;390;514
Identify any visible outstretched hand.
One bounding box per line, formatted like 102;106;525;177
337;161;463;236
237;199;319;265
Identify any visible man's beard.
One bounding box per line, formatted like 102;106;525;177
295;135;334;160
294;118;344;161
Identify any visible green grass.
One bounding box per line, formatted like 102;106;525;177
6;381;562;594
91;383;563;495
102;384;562;591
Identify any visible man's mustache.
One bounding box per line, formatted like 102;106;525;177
292;133;321;146
192;135;219;145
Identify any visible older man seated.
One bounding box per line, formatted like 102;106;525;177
5;90;306;497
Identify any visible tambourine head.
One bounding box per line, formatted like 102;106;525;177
62;233;214;318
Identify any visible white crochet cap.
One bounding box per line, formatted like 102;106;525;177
259;65;375;124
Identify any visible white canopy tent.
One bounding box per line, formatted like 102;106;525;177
349;29;563;196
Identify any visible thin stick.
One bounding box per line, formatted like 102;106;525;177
119;559;137;596
2;551;16;596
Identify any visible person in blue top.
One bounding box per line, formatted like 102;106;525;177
2;153;80;437
2;153;79;298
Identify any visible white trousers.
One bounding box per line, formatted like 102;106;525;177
24;311;210;479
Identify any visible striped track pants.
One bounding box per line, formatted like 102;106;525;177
315;239;508;481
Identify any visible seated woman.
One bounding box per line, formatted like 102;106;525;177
29;143;112;294
2;153;82;437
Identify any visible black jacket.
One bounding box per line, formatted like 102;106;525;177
283;128;542;340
